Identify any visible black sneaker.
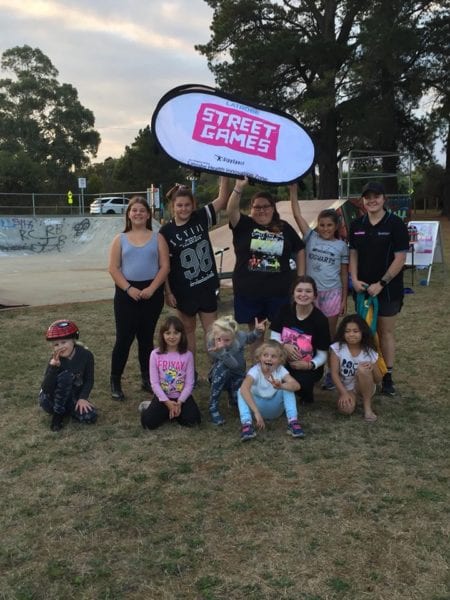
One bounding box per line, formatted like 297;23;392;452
50;413;64;432
381;372;396;396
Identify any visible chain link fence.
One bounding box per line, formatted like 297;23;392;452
0;191;151;216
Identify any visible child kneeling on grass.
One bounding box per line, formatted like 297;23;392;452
140;316;201;430
207;315;267;425
39;320;97;432
238;340;304;441
330;314;382;423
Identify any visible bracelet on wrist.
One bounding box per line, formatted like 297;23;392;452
233;188;242;195
124;284;131;293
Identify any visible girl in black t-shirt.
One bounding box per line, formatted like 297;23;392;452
270;275;330;403
160;177;230;358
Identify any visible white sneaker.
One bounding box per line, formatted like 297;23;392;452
138;400;151;413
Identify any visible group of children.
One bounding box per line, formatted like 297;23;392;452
40;305;381;440
39;189;384;437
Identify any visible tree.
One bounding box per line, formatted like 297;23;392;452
422;6;450;215
0;45;100;191
341;0;437;193
197;1;364;198
197;1;441;198
114;126;183;192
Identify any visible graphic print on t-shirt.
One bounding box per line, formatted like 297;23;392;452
308;242;337;274
168;222;215;288
248;228;284;272
281;326;313;362
157;357;187;396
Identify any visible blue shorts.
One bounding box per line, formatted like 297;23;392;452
234;293;289;324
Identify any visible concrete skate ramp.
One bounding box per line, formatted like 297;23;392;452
0;200;345;307
0;216;129;307
210;199;346;286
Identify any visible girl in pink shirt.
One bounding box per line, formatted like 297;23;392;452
140;316;201;429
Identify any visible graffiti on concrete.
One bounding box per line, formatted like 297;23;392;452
0;217;91;253
73;218;91;238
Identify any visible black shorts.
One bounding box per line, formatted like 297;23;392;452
352;293;403;317
176;287;218;317
377;297;403;317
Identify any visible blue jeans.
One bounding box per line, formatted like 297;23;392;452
39;370;97;423
237;389;298;424
209;362;244;416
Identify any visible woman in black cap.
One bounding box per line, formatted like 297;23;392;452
348;182;409;396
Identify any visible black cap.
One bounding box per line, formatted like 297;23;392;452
361;181;385;196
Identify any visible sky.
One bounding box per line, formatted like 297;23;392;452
0;1;445;168
0;0;216;162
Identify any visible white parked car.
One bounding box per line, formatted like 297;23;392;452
89;196;129;215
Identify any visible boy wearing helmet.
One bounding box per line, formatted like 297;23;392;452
39;320;97;431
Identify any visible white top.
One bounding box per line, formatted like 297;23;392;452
247;364;289;398
330;342;378;391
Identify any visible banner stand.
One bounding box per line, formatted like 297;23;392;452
405;221;445;286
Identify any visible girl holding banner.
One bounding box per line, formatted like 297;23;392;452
227;177;305;353
160;176;231;358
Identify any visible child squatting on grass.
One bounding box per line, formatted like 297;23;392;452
329;314;382;423
39;320;97;432
140;316;201;430
237;340;304;441
207;315;267;425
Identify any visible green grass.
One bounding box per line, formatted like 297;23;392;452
0;218;449;599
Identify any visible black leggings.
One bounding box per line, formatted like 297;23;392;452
111;280;164;378
289;366;324;404
141;395;201;429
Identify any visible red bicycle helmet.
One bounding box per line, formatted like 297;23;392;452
45;319;80;340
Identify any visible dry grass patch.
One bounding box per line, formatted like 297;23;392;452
0;217;449;599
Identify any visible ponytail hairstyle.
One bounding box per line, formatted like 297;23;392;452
317;208;340;239
166;184;197;215
207;315;238;346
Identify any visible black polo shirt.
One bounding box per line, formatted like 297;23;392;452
349;211;409;302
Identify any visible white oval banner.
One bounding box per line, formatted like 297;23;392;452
152;85;315;184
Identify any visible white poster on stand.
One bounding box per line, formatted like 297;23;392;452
406;221;444;285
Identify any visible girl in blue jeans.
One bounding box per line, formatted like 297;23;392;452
238;340;304;441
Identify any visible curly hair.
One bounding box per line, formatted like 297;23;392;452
334;314;377;353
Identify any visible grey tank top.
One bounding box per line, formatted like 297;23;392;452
120;232;160;281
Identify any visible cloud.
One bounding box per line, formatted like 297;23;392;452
0;0;215;161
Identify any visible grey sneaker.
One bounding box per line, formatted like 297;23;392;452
138;400;152;413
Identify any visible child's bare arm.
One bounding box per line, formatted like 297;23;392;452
279;373;300;392
289;183;310;236
330;351;348;396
